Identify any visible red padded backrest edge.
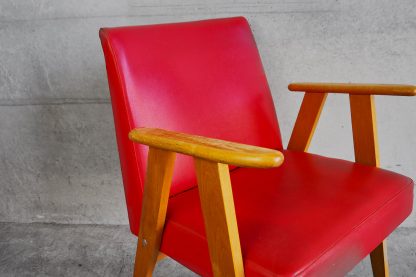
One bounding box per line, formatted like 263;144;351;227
100;29;144;235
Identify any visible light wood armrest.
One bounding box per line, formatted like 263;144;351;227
129;127;284;168
288;82;416;96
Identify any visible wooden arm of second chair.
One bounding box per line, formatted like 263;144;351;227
129;127;283;277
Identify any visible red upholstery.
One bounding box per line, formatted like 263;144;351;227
99;17;282;234
99;16;414;276
161;150;413;276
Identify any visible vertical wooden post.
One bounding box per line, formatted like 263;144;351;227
369;242;389;277
134;147;176;277
194;158;244;277
287;92;327;151
349;95;380;166
349;94;389;277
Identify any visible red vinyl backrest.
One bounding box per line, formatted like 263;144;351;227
99;17;282;234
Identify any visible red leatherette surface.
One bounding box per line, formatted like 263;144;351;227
100;17;414;276
162;151;413;276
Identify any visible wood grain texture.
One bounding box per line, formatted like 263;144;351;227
349;94;389;277
287;92;327;151
370;242;390;277
349;95;380;166
194;158;244;277
129;128;283;168
289;83;416;96
133;148;176;277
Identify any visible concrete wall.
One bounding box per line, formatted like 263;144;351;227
0;0;415;227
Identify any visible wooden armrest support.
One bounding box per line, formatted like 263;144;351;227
287;82;410;276
288;82;416;96
129;127;284;168
131;127;283;276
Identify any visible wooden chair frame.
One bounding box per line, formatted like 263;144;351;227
129;83;415;277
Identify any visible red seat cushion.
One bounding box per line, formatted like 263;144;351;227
160;150;414;276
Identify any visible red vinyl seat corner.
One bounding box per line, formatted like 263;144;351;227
161;150;413;276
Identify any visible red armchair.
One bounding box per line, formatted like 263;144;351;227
99;17;414;276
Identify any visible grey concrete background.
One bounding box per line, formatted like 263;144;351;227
0;1;415;274
1;0;415;227
1;0;416;276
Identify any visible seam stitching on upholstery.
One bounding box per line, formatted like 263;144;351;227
167;220;206;240
169;186;198;198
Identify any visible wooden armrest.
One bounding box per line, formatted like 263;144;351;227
129;128;284;168
288;82;416;96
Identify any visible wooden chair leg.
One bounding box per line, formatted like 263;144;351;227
349;95;390;277
370;241;389;277
157;252;167;262
133;147;176;277
194;158;244;277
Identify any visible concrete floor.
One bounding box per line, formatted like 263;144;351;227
0;223;415;277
